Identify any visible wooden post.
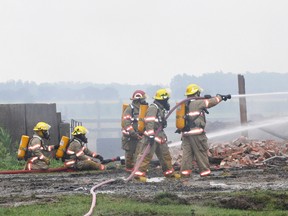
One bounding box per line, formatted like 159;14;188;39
238;74;248;137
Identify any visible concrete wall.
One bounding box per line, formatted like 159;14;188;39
0;103;68;146
0;104;26;145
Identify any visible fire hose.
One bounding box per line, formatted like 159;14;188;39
84;95;221;216
0;167;74;174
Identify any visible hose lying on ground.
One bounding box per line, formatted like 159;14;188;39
0;167;74;174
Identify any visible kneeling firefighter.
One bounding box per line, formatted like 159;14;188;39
134;88;180;181
64;126;105;171
25;122;59;170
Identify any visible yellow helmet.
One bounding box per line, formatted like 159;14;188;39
33;122;51;131
185;84;203;96
72;126;88;136
153;88;170;100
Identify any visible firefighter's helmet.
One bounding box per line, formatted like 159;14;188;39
72;126;88;136
185;84;203;96
33;122;51;131
153;88;170;100
130;90;147;100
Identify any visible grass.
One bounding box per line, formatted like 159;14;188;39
0;157;65;171
1;191;288;216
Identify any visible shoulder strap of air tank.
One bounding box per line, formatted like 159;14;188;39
129;104;134;118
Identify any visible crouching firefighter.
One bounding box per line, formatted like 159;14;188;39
64;126;105;171
134;88;180;181
25;122;59;170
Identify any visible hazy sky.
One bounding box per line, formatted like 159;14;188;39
1;0;287;85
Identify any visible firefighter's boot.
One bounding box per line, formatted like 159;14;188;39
134;170;147;182
165;171;181;179
134;175;147;182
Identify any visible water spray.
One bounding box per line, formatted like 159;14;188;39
168;116;288;148
231;92;288;98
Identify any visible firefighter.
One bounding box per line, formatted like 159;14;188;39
121;90;148;172
179;84;231;177
25;122;59;170
64;125;105;171
134;88;179;180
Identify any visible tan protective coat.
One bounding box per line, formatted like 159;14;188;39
121;104;129;128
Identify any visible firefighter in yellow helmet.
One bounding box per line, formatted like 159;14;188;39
121;90;148;172
134;88;179;180
179;84;231;177
64;125;105;171
25;122;59;170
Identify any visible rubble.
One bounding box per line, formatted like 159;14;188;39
169;136;288;169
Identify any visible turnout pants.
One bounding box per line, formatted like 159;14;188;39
122;137;141;170
137;137;173;175
180;134;210;176
76;160;104;171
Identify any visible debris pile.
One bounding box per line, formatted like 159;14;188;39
169;136;288;169
209;136;288;168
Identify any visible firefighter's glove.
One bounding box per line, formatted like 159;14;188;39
54;144;60;150
43;157;50;165
217;94;231;101
204;94;212;99
148;136;155;146
175;129;181;134
95;154;104;162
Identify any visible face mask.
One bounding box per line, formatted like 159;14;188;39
43;130;50;140
163;102;170;111
157;99;170;111
140;99;148;105
78;134;88;143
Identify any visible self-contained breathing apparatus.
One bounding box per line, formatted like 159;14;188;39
175;95;211;133
17;135;30;160
121;102;148;134
55;136;70;159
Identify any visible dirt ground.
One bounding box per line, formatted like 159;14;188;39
0;158;288;209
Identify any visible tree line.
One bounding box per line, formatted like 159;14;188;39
0;72;287;103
